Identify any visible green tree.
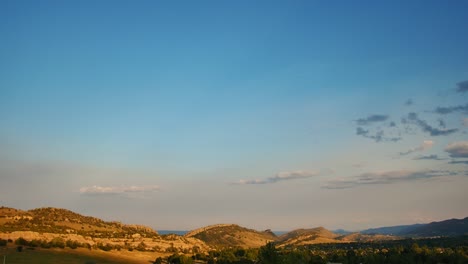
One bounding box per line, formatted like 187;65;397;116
258;242;280;264
15;237;28;246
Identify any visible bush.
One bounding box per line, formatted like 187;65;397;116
66;239;80;249
50;237;65;248
97;242;114;251
0;239;7;246
15;237;28;246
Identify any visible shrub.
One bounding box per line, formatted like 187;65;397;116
50;237;65;248
15;237;28;246
0;239;7;246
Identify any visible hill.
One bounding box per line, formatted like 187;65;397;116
185;224;277;248
337;233;400;242
0;206;158;238
0;206;210;254
277;227;400;246
278;227;340;246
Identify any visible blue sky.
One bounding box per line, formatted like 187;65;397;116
1;0;467;230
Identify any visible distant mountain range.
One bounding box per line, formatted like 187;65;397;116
1;206;467;251
360;217;468;237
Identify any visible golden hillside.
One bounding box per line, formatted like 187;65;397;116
185;224;277;248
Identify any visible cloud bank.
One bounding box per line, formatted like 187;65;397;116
323;170;457;189
234;170;321;185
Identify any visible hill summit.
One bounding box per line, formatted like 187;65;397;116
185;224;276;248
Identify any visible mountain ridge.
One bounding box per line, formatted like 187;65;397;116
360;217;468;237
1;206;467;251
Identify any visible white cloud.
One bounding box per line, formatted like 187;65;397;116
445;141;468;158
399;140;434;155
79;185;160;195
233;170;322;185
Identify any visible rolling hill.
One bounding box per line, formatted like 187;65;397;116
278;227;339;246
0;206;210;254
277;227;399;246
185;224;277;248
1;205;466;253
0;206;158;238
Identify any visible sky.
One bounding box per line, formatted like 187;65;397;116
1;0;467;231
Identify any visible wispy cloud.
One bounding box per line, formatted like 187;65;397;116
399;140;434;156
356;127;401;142
413;154;445;161
456;80;468;93
445;141;468;158
404;99;414;106
79;185;160;195
434;104;468;115
402;113;458;136
233;170;323;185
463;118;468;127
448;160;468;165
355;114;389;126
323;170;458;189
437;119;446;128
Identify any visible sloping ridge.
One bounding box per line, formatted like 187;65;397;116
360;217;468;237
338;232;399;242
403;217;468;237
278;227;340;246
361;224;424;235
185;224;277;248
0;206;158;238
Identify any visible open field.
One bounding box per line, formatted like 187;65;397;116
0;246;166;264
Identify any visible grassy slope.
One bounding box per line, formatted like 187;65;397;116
0;247;162;264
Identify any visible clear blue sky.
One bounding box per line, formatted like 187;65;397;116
1;0;467;230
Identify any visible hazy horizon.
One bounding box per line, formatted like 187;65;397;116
1;1;467;231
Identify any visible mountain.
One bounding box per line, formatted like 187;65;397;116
361;224;424;236
360;217;468;237
403;217;468;237
185;224;277;248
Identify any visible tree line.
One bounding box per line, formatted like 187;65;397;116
161;236;468;264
